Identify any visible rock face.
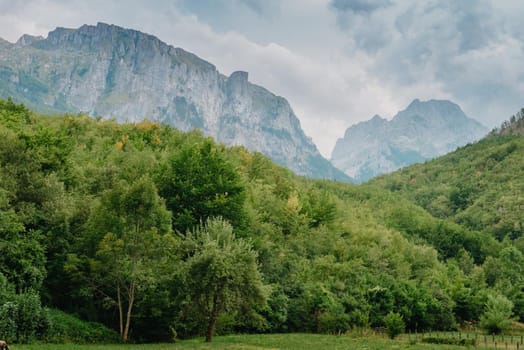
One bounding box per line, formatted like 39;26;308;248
0;23;349;181
331;99;488;182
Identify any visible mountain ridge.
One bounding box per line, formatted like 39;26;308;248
331;99;487;182
0;22;350;182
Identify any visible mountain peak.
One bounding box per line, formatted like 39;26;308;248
39;23;217;73
0;23;349;182
396;99;485;130
404;99;462;116
227;71;249;97
331;99;488;182
407;98;421;107
370;114;385;122
44;22;159;50
16;34;44;46
229;70;249;82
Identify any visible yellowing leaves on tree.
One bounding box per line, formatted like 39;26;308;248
285;191;301;214
116;134;129;150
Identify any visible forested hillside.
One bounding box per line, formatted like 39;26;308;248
371;109;524;244
370;109;524;328
0;99;522;343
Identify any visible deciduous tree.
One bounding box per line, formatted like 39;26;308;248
183;217;266;342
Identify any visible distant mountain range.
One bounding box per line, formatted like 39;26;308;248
331;99;488;182
0;23;349;181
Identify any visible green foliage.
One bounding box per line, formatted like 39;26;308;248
6;333;480;349
0;98;31;128
73;176;172;342
0;100;523;343
422;337;475;346
383;312;405;339
157;140;246;234
45;308;119;343
301;185;337;228
180;217;267;342
0;290;49;343
0;227;46;292
371;132;524;243
479;293;515;334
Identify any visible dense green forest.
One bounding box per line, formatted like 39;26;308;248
0;99;522;343
371;111;524;255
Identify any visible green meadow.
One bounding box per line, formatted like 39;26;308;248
13;334;471;350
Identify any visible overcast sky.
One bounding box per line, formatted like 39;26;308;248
1;0;523;157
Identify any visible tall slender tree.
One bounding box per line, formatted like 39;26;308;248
83;176;172;342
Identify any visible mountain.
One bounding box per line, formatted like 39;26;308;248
370;115;524;242
0;23;349;181
330;99;487;182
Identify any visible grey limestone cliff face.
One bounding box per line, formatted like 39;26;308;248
0;23;349;181
331;99;488;183
16;34;44;46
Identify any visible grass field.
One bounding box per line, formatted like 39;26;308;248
11;333;480;350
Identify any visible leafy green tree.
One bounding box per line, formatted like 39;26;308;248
183;217;266;342
3;100;524;341
384;311;405;339
157;140;246;233
301;185;337;228
0;98;31;129
69;176;172;342
367;286;394;327
282;191;308;235
0;290;49;343
0;185;46;293
480;293;515;334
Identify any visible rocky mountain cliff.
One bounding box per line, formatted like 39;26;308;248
0;23;349;181
331;99;487;182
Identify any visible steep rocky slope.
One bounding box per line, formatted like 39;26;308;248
0;23;349;181
331;99;487;182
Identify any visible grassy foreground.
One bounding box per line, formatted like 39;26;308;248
13;333;472;350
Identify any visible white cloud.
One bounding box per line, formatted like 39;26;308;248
1;0;523;156
329;0;524;126
0;0;393;157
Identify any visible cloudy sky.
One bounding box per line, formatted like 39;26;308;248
0;0;523;157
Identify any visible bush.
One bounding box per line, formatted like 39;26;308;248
317;311;351;334
422;337;475;346
0;291;49;343
480;294;515;334
45;308;119;343
384;312;405;339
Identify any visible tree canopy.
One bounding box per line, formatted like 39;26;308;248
0;100;523;342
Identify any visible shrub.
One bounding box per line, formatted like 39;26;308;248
0;291;49;343
480;294;515;334
423;337;475;346
45;308;119;343
384;312;405;339
317;311;351;334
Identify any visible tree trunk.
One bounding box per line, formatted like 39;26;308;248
122;282;135;343
206;296;219;342
206;315;216;343
117;285;124;339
